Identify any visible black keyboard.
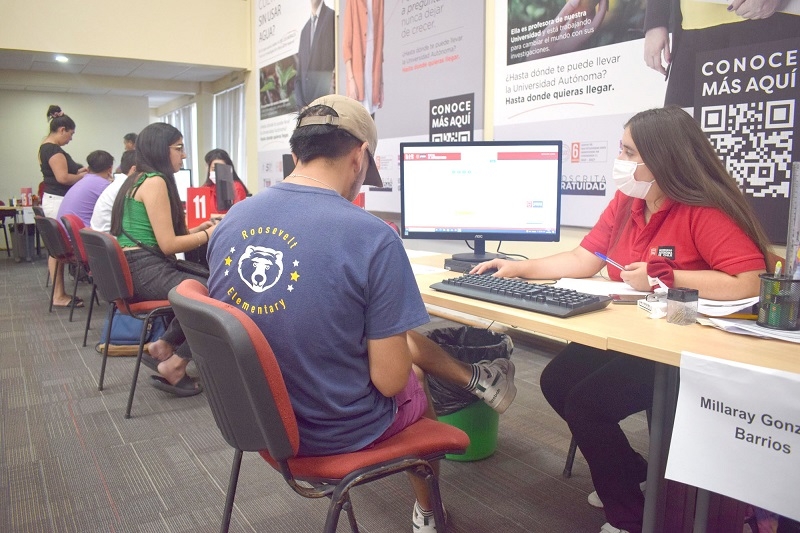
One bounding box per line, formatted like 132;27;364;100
430;274;612;318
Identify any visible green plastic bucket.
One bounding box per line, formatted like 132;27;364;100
438;400;499;461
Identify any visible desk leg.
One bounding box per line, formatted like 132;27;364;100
693;489;710;533
642;363;679;533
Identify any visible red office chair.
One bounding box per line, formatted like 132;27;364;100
79;228;174;419
61;214;99;346
34;215;81;319
169;279;470;533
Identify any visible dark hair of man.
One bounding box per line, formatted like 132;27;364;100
46;104;76;132
123;132;138;144
119;149;136;175
203;148;249;195
289;105;363;164
87;150;114;173
626;106;771;260
110;123;187;238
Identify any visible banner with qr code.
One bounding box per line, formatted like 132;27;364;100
695;38;799;244
430;93;475;142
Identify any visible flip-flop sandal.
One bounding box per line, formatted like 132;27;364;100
140;353;161;372
149;374;203;397
53;297;85;308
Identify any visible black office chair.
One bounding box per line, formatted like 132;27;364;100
61;214;99;346
0;201;11;257
169;279;470;533
34;215;82;318
80;228;174;419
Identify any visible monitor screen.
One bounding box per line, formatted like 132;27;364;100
215;163;235;212
400;140;562;262
174;169;193;202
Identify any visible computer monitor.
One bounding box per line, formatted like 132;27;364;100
400;140;563;263
215;163;235;212
174;169;193;202
282;153;296;178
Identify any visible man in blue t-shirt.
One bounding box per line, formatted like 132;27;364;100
207;94;515;533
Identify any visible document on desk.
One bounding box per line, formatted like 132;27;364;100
666;352;800;521
554;278;649;296
702;317;800;343
697;296;759;317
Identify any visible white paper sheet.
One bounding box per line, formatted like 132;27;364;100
705;318;800;343
697;296;759;317
666;352;800;521
553;278;649;296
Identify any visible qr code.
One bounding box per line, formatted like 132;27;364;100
431;131;472;142
700;100;794;198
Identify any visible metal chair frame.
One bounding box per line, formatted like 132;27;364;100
79;228;174;419
34;215;81;319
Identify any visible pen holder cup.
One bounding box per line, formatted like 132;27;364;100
756;275;800;331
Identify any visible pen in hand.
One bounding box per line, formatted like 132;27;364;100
594;251;626;271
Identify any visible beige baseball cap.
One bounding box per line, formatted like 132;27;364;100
297;94;383;187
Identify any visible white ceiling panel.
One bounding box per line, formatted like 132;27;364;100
0;48;244;108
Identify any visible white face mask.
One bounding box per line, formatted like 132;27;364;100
612;158;652;199
208;170;216;184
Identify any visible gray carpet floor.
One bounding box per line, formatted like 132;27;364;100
0;254;650;532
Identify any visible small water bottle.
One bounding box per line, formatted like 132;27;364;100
667;288;699;325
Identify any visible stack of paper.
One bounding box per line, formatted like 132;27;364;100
702;318;800;344
697;296;759;317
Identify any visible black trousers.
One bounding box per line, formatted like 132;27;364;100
124;249;208;359
540;343;655;533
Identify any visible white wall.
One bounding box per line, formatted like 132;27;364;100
0;91;149;202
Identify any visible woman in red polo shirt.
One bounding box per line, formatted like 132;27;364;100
471;106;771;533
200;149;248;212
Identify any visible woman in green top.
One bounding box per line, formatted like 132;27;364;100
110;123;217;397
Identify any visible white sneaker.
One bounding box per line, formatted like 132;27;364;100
599;523;631;533
412;501;440;532
471;358;516;414
588;481;647;508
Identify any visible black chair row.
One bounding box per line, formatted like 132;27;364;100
38;222;470;532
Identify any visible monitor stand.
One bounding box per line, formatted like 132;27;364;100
450;238;506;263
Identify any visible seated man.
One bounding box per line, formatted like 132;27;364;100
207;94;515;532
58;150;114;226
91;149;135;232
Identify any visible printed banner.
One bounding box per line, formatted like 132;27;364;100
695;38;800;244
255;1;336;189
338;0;486;212
495;0;667;226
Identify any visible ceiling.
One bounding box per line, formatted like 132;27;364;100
0;49;243;108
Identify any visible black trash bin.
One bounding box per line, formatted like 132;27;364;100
424;326;513;461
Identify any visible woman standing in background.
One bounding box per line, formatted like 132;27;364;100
39;104;87;308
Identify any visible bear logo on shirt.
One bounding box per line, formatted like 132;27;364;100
238;245;283;293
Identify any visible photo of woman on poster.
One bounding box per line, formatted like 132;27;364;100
507;0;646;64
342;0;385;116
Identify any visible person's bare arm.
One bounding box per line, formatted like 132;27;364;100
48;152;87;186
620;262;764;299
367;333;413;398
471;246;604;279
137;177;213;255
